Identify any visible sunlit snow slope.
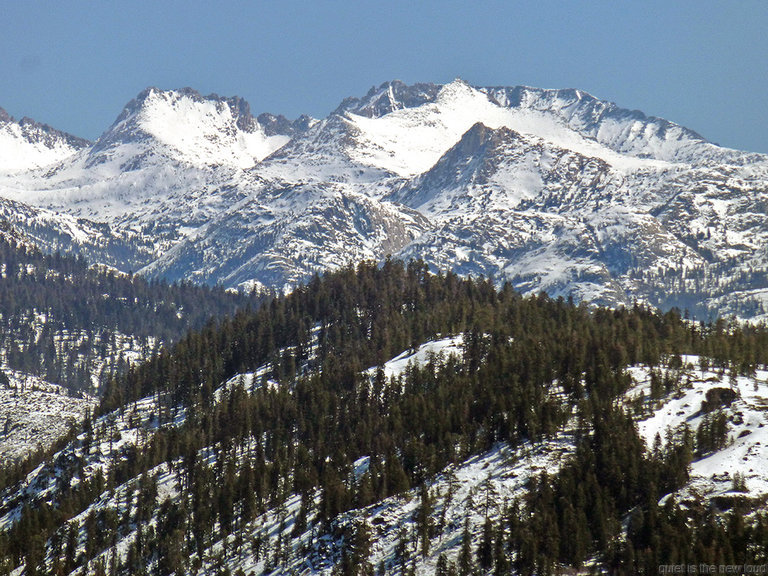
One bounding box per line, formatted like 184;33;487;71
1;80;768;319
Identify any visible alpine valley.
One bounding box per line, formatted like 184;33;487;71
1;82;768;576
2;79;768;320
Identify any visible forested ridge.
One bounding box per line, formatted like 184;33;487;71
0;231;261;392
1;259;768;575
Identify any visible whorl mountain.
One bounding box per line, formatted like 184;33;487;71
1;80;768;318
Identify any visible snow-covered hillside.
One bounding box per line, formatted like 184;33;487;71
5;324;765;575
0;108;89;172
365;335;465;379
1;80;768;318
627;356;768;502
0;371;94;464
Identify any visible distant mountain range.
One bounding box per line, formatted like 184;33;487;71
2;79;767;319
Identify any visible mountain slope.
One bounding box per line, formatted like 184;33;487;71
0;108;89;172
1;262;766;575
2;80;768;318
0;225;260;395
386;121;705;306
0;224;266;469
141;181;429;290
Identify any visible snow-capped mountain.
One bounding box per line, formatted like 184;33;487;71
0;88;312;271
2;80;768;318
0;107;89;172
87;87;293;170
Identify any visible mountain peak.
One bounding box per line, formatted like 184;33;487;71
390;122;533;208
334;79;441;118
257;112;315;137
113;87;255;131
0;106;90;172
433;78;490;107
91;87;295;169
441;77;473;91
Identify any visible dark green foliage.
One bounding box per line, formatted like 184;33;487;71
339;520;374;576
0;235;259;392
2;259;768;574
701;386;739;413
695;410;730;456
476;516;494;570
457;518;473;576
416;484;434;557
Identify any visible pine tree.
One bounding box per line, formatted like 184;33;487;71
395;527;410;575
416;483;434;557
477;516;494;570
350;520;374;576
458;518;473;576
435;553;449;576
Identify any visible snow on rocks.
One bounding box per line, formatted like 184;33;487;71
365;335;465;380
626;356;768;502
0;370;95;464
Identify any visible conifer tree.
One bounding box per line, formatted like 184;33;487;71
458;518;473;576
416;483;434;557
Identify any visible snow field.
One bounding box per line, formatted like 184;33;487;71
625;356;768;502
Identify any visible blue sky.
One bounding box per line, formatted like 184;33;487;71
2;1;767;152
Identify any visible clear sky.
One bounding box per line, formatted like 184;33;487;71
1;1;766;152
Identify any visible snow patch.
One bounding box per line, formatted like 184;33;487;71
365;335;465;379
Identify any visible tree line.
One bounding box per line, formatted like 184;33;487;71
0;233;261;392
1;259;767;574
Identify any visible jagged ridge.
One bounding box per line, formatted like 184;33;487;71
0;80;767;320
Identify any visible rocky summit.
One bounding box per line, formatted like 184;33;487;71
1;79;767;319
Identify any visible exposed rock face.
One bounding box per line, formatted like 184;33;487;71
0;107;90;171
2;80;768;319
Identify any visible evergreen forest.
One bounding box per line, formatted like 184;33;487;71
0;231;261;393
1;258;767;575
